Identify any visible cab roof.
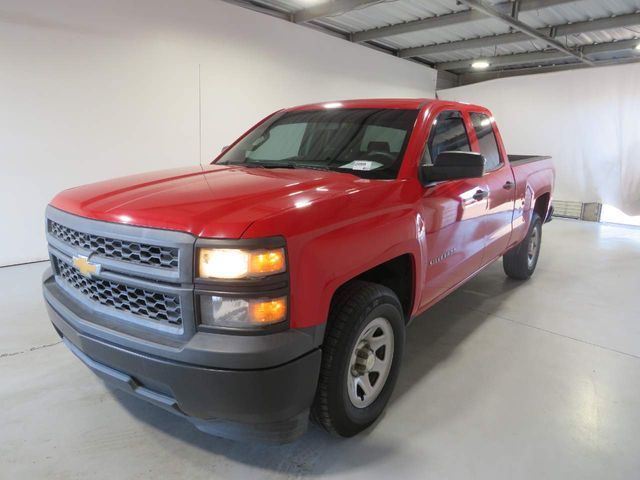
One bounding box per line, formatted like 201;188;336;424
286;98;435;111
285;98;487;113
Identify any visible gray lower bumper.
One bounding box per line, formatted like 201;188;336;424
43;271;322;443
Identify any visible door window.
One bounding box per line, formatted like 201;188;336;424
470;112;502;171
423;110;471;165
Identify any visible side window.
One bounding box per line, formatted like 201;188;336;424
470;112;501;171
423;110;471;165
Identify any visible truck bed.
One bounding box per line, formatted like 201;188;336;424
508;154;552;166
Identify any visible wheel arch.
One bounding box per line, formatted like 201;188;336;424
329;253;416;323
534;192;552;222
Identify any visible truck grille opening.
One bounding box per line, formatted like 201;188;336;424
54;256;182;327
48;220;179;270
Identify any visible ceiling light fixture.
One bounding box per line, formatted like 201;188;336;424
471;60;490;69
635;42;640;51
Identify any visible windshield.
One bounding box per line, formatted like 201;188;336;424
216;108;419;180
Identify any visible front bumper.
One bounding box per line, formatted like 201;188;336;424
43;269;322;443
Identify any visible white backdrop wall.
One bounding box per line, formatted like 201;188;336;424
0;0;436;266
439;63;640;216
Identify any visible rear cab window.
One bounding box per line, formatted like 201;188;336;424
469;112;502;171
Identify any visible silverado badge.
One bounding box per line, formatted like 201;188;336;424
72;255;101;278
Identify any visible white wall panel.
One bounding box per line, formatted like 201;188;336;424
0;0;436;266
439;63;640;216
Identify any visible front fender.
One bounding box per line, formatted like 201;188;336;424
242;180;425;329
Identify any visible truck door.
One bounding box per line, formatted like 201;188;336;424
418;110;489;307
468;112;516;265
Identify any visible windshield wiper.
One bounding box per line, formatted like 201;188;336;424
244;161;331;171
296;164;332;172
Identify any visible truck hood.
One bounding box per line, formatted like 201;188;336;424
50;164;372;238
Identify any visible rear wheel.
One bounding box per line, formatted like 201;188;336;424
311;281;405;437
503;213;542;280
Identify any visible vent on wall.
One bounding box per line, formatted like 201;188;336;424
552;201;583;219
552;201;602;222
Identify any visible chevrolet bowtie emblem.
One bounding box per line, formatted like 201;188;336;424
72;255;101;278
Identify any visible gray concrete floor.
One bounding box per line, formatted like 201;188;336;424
1;219;640;479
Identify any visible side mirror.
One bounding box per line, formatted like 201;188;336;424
421;151;485;183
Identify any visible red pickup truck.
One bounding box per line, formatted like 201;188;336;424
43;99;554;442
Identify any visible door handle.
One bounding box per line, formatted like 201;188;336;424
473;189;489;201
503;181;514;190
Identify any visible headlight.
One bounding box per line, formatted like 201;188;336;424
199;295;287;328
198;247;286;279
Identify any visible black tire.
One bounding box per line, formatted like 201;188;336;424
503;212;543;280
311;281;405;437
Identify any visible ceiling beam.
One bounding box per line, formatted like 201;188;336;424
399;12;640;58
439;50;571;70
510;0;522;20
402;31;528;58
582;38;640;55
353;9;484;42
351;0;576;43
457;56;640;85
222;0;291;20
437;37;640;71
293;0;381;24
557;13;640;37
224;0;422;60
457;0;594;66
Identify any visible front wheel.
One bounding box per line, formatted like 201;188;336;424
503;212;543;280
311;281;405;437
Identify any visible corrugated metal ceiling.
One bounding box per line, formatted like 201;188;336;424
236;0;640;83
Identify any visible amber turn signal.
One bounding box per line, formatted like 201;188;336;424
249;249;285;275
199;295;287;328
249;297;287;324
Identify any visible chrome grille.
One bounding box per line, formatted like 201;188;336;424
54;256;182;327
48;220;179;269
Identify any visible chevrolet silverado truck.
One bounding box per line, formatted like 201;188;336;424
43;99;554;443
